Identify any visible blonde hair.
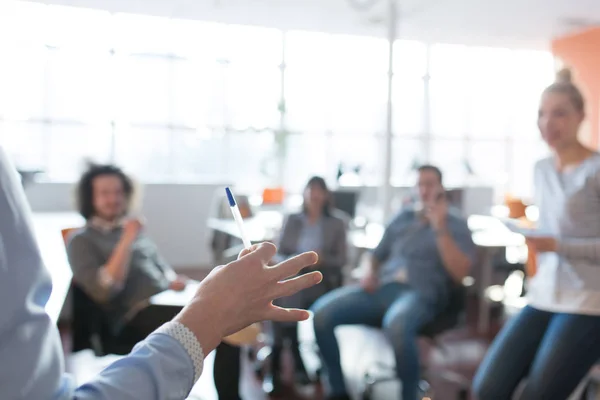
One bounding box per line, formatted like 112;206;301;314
543;67;585;112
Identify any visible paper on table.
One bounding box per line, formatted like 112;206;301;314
501;218;553;238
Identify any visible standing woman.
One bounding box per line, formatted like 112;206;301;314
265;176;348;395
473;69;600;399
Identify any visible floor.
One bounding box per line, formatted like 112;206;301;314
63;294;505;400
189;301;503;400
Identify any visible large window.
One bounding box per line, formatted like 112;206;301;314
0;1;555;200
427;44;554;196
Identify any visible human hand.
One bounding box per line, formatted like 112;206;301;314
122;217;144;242
168;275;188;292
526;237;558;253
425;192;448;232
175;242;321;349
360;269;379;293
314;250;324;265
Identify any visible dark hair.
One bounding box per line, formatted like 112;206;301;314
75;164;134;220
417;164;443;184
302;176;332;217
543;68;585;113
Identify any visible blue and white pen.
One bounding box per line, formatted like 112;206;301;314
225;187;252;249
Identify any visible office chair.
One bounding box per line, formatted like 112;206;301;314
71;283;133;356
61;228;132;356
362;284;470;400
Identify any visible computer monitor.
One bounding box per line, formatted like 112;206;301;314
331;190;359;219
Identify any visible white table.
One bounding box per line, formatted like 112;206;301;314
207;211;284;244
149;281;200;308
31;212;84;323
470;221;525;333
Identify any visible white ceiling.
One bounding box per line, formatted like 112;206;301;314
30;0;600;49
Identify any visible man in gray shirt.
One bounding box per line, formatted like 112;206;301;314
311;165;476;400
67;164;243;400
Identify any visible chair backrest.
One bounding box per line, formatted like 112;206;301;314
61;227;79;245
61;226;120;356
71;282;108;355
419;283;466;338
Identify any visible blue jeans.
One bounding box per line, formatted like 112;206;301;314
311;282;437;400
473;305;600;400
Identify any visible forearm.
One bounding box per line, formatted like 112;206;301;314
73;325;202;400
104;236;134;284
558;239;600;263
174;296;225;358
436;233;471;282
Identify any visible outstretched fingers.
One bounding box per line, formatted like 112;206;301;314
271;270;322;300
271;252;318;281
264;304;312;323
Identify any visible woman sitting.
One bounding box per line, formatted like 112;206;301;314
265;176;348;395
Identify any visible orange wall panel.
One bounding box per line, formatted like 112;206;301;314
552;27;600;149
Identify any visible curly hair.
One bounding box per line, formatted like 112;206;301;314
75;164;134;220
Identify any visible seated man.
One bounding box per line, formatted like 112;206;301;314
311;165;476;400
67;163;242;400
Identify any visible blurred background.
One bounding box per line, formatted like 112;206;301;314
4;0;600;399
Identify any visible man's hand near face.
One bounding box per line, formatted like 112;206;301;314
425;192;449;233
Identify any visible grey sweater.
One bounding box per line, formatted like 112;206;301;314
275;210;348;269
67;225;172;329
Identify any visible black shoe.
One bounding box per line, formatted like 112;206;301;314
262;373;285;396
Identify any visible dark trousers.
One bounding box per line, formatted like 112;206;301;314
122;305;242;400
473;305;600;400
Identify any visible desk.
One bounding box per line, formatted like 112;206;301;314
32;212;85;323
470;222;525;333
149;282;199;308
207;211;284;243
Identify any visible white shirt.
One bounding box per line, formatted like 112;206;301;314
528;153;600;315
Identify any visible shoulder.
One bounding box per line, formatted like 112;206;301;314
447;208;470;229
447;206;465;220
67;227;96;249
588;152;600;172
392;207;415;223
382;208;415;231
282;213;303;231
324;212;348;232
534;157;554;175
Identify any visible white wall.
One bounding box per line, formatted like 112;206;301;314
25;182;227;269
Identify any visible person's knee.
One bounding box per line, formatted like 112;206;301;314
381;314;411;351
311;292;342;334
